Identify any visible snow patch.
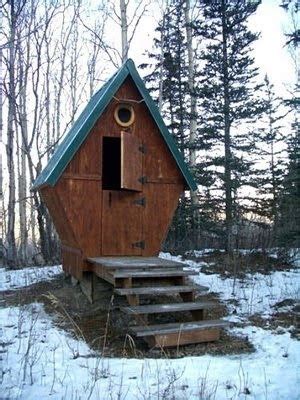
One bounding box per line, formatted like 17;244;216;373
0;265;63;292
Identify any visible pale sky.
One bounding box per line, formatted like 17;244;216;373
127;0;296;97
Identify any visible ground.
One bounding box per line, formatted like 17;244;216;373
0;250;299;399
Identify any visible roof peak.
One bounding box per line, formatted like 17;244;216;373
32;60;197;191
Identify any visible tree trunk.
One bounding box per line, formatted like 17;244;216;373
17;36;28;264
185;0;199;243
6;0;17;267
120;0;128;62
221;0;233;254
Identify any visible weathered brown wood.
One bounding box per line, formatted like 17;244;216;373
102;191;143;255
121;131;142;191
113;269;198;278
40;187;78;248
79;272;94;304
131;320;230;336
141;184;185;256
62;174;101;181
180;291;196;303
151;329;220;347
61;245;84;280
56;178;102;256
115;285;196;296
121;301;217;315
92;264;115;285
87;256;187;269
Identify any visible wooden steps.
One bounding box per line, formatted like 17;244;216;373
131;320;230;347
114;269;198;279
121;301;217;315
88;256;230;347
115;285;198;296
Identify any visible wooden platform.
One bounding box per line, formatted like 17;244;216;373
87;256;187;270
86;256;229;347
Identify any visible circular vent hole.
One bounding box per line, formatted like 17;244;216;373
118;107;131;123
114;104;135;127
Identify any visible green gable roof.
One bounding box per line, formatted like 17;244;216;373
32;59;197;191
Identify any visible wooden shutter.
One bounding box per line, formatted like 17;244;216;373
121;131;142;191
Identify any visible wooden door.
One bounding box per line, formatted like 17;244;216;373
121;131;142;191
102;191;144;255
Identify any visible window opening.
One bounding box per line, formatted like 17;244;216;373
102;137;121;190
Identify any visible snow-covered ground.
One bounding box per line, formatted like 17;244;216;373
1;253;299;400
0;265;62;292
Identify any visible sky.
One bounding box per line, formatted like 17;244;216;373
127;0;297;97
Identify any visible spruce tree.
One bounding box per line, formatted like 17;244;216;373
197;0;263;252
141;0;193;249
251;76;287;236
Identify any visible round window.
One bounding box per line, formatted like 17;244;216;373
114;104;135;127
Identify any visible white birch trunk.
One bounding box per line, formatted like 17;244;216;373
120;0;128;63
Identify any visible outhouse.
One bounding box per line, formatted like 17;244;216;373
33;60;229;347
33;59;197;279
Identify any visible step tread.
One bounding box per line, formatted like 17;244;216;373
114;269;197;278
131;319;230;337
87;256;187;270
121;301;217;315
114;285;198;296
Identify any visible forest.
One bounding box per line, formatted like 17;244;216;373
1;0;299;267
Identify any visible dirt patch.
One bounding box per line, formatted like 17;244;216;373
1;274;253;358
183;251;295;278
248;299;300;340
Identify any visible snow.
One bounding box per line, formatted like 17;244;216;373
161;252;300;320
0;265;63;292
1;255;299;399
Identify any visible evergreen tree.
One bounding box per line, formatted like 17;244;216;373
277;0;299;248
141;0;194;249
196;0;263;252
251;76;287;234
277;123;300;248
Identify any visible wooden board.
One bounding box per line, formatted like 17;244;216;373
131;320;230;337
152;329;220;347
87;256;187;269
113;269;197;278
121;301;216;315
121;131;142;191
102;191;143;255
115;285;195;296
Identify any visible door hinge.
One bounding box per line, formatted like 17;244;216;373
133;197;146;207
132;240;145;250
138;176;147;184
139;144;147;154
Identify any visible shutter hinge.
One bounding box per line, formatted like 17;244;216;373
138;176;148;184
139;144;147;154
132;240;145;250
133;197;146;207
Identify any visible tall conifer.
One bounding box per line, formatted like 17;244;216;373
197;0;262;252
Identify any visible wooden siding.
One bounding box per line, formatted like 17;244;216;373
40;186;78;248
56;178;102;256
141;183;184;256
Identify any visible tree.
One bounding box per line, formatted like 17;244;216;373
197;0;263;253
251;75;287;236
277;0;300;249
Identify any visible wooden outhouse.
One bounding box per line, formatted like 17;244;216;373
33;59;197;277
33;60;229;347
